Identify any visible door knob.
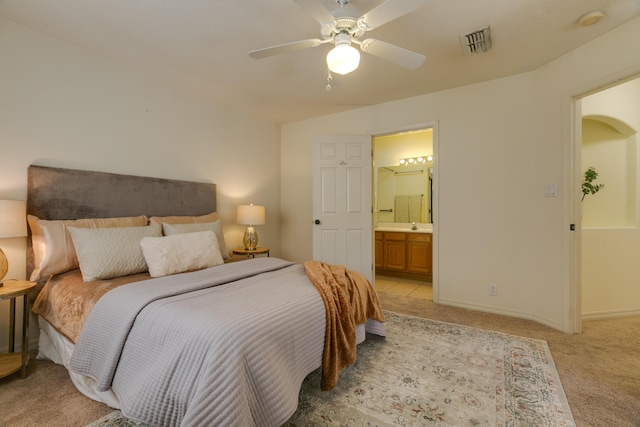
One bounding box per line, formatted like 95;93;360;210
314;219;321;225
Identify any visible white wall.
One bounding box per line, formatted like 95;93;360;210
0;17;281;351
281;16;640;332
581;78;640;319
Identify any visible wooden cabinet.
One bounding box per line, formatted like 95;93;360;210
407;233;432;274
375;231;432;278
382;232;406;270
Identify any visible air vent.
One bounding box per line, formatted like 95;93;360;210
460;26;491;55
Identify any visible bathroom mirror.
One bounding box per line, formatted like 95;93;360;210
377;164;432;223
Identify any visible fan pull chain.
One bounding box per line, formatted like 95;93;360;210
325;69;333;91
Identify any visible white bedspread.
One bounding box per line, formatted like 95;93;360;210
70;258;328;427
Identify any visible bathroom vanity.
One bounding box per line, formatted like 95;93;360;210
375;226;432;279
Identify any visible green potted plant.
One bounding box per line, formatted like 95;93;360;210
581;167;604;201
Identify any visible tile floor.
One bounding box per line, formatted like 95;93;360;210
374;274;433;300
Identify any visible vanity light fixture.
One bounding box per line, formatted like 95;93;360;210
399;155;433;166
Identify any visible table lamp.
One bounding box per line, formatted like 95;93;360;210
237;204;265;250
0;200;28;286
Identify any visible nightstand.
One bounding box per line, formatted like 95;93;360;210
0;280;36;379
232;247;270;258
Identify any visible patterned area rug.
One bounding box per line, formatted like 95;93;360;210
87;311;575;427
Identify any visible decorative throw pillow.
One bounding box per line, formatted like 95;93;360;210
28;215;148;281
148;211;218;226
162;220;229;259
140;231;224;278
68;224;162;282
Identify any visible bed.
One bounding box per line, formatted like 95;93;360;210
26;165;385;427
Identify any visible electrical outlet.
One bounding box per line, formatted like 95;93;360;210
489;283;498;296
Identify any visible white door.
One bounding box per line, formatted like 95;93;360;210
312;135;373;282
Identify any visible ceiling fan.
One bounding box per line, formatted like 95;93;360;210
248;0;431;75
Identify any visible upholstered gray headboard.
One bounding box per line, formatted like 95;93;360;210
26;165;216;280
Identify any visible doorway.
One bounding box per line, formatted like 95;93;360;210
578;76;640;321
372;128;435;296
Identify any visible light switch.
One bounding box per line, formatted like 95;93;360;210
545;184;558;197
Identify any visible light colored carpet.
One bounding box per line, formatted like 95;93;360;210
87;311;574;427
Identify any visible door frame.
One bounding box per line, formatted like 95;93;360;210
371;121;439;301
570;96;583;333
570;73;640;332
570;73;639;333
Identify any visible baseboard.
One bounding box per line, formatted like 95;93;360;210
582;308;640;320
436;298;568;332
437;298;533;321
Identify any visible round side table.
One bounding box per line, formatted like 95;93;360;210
0;280;36;379
232;247;270;258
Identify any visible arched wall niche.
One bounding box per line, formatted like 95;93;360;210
583;114;636;137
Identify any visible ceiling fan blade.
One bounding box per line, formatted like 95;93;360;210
360;39;425;69
249;39;323;59
358;0;432;30
292;0;335;24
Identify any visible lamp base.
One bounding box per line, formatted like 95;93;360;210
0;248;8;286
243;226;259;250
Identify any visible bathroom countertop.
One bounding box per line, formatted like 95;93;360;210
375;226;432;233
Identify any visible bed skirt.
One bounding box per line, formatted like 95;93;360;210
37;316;121;408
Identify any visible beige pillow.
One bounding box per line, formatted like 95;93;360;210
140;231;224;278
28;215;148;281
68;224;162;282
163;221;229;259
149;211;218;226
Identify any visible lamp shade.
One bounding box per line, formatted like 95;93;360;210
326;43;360;75
237;204;265;226
0;200;27;238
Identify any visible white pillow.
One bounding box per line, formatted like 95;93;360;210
162;220;229;259
68;224;162;282
140;231;224;278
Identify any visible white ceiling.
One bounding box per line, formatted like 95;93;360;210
1;0;639;124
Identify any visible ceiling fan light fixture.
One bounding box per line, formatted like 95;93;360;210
326;34;360;75
250;0;430;76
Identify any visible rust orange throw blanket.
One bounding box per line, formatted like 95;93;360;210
304;261;385;390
